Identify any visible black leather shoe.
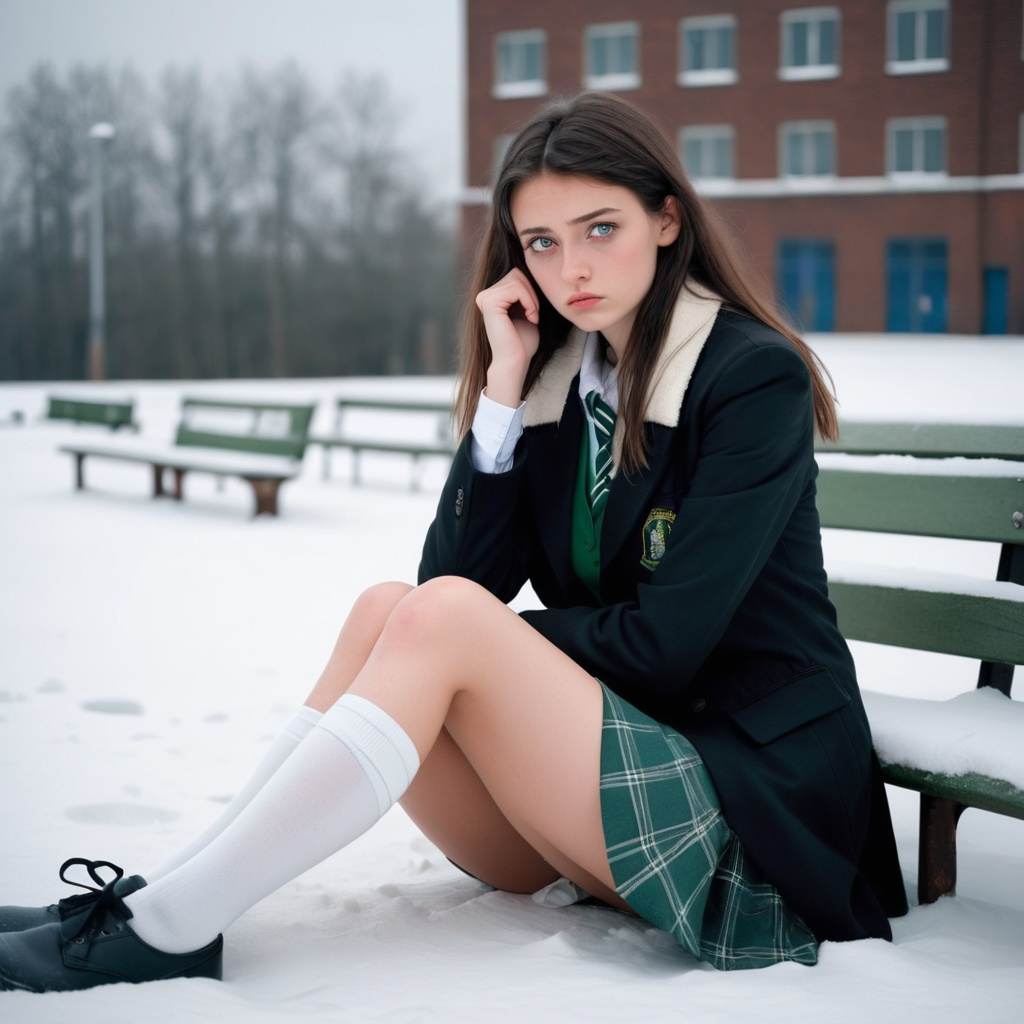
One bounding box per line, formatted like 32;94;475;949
0;858;140;933
0;875;222;992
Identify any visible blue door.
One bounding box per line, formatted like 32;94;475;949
982;267;1008;334
886;239;947;332
777;240;835;331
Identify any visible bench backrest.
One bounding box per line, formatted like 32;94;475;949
175;398;316;459
333;396;455;448
815;455;1024;672
48;395;134;429
335;397;452;414
817;420;1024;462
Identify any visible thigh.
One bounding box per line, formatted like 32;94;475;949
402;726;631;912
400;727;561;894
352;577;633;911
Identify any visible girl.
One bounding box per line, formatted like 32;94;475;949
0;92;906;992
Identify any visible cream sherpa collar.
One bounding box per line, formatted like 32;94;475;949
522;281;722;433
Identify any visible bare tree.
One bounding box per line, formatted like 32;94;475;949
0;61;457;383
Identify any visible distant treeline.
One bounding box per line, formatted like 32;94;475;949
0;63;459;381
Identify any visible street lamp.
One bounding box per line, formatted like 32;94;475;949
87;122;115;381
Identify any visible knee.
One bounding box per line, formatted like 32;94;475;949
348;581;414;631
381;576;490;647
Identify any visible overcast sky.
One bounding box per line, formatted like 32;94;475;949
0;0;465;199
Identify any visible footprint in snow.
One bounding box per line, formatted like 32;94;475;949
81;698;145;715
65;803;179;826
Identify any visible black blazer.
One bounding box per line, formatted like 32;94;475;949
419;290;907;942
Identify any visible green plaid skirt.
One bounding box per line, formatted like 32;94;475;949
599;683;819;970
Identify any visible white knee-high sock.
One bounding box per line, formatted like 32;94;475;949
125;694;419;954
146;705;323;883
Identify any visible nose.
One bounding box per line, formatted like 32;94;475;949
560;242;590;283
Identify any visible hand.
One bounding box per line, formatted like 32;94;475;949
475;269;541;408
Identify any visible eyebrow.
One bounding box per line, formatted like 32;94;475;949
517;207;621;237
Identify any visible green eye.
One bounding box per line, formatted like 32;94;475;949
591;223;614;237
528;237;555;252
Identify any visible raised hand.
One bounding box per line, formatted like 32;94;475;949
475;269;542;408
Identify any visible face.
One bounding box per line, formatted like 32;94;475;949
510;172;680;357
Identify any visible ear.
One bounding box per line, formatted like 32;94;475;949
657;196;682;247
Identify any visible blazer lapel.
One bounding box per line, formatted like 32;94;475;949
599;426;673;570
601;282;722;569
526;396;585;585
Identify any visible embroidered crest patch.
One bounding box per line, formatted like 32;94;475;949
641;507;676;570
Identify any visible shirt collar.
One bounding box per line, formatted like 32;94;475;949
577;332;619;413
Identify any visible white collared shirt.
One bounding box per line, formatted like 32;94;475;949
469;332;617;473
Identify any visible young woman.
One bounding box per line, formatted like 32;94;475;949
0;92;907;992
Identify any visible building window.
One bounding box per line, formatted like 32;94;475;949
778;240;836;331
492;134;514;183
780;121;836;177
679;16;738;87
780;8;840;80
494;30;547;99
887;117;946;174
681;125;735;180
584;22;640;91
886;0;949;75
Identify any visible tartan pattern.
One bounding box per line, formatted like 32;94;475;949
583;390;616;516
599;684;819;970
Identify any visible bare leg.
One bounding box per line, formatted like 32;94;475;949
304;580;607;899
305;581;416;713
341;575;628;910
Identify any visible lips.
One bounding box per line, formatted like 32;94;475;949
567;293;601;309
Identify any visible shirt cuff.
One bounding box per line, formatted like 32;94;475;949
470;390;526;473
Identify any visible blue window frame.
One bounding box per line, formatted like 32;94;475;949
982;267;1008;335
886;239;947;332
777;240;835;331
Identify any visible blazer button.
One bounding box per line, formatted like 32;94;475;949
690;697;706;713
455;487;464;517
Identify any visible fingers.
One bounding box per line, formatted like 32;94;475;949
475;271;542;406
475;268;540;327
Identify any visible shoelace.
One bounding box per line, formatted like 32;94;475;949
58;875;134;947
54;857;126;920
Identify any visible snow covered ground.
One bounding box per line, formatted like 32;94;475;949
0;333;1022;1023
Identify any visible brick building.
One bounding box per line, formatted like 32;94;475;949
461;0;1024;334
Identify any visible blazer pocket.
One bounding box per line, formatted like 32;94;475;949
727;667;850;746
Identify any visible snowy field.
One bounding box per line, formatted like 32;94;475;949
0;333;1022;1023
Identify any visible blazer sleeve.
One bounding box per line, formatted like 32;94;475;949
417;436;533;603
520;341;816;704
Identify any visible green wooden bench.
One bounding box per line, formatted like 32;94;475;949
47;394;137;431
815;420;1024;904
308;395;455;489
59;397;316;517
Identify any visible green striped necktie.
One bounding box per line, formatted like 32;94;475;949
585;389;616;516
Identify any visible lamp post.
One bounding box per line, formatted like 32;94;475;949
87;122;115;381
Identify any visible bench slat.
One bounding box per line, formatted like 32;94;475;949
309;436;454;457
881;764;1024;820
176;398;315;460
817;465;1024;543
47;395;135;430
817;421;1024;461
828;577;1024;664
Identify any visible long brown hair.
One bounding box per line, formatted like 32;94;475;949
455;92;838;471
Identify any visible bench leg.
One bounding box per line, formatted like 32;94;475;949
245;478;281;517
72;452;86;490
918;794;966;904
171;468;185;500
352;449;362;486
152;465;166;497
